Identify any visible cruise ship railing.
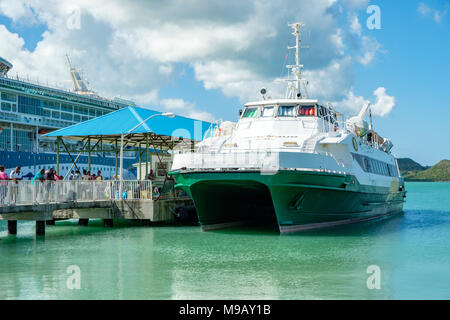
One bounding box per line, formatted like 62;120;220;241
0;180;155;206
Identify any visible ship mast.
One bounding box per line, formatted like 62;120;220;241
66;54;95;95
286;22;307;100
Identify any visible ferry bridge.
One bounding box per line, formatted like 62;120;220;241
0;106;213;236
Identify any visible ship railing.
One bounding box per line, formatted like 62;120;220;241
0;180;155;206
171;148;349;172
171;149;281;171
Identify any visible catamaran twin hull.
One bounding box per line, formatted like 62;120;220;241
171;168;406;234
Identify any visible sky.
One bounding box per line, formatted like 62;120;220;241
0;0;448;165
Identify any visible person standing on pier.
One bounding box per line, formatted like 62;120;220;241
0;165;9;205
82;169;89;181
9;167;22;204
32;168;45;203
73;170;81;180
43;168;56;202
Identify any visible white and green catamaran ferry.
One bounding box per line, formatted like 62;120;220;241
170;23;406;233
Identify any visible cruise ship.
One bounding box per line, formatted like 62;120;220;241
0;56;137;179
170;23;407;233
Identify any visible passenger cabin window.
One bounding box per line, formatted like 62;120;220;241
299;105;316;116
278;105;295;117
242;107;258;118
261;106;275;117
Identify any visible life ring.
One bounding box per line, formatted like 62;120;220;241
352;137;358;152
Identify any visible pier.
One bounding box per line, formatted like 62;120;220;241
0;180;192;236
1;105;213;237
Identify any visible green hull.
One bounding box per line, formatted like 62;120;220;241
170;170;406;233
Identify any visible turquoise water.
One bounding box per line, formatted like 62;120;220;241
0;182;449;300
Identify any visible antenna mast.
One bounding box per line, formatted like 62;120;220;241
286;22;307;100
66;53;95;95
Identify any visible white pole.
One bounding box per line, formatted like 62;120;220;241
119;133;124;181
119;133;124;199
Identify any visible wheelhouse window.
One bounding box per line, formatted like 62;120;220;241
299;105;316;116
261;106;275;117
242;107;258;118
278;105;295;117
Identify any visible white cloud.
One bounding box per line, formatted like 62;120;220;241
128;90;159;106
0;1;34;22
349;14;362;36
160;98;215;122
418;2;449;24
357;36;382;65
341;0;369;10
0;0;395;118
371;87;395;117
332;87;395;117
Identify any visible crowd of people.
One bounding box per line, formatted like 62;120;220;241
0;165;173;204
0;166;107;204
0;166;105;183
68;169;103;181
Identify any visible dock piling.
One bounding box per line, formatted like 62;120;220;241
104;219;113;228
36;221;46;236
8;221;17;235
78;219;89;226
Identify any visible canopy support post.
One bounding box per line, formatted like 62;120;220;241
88;137;91;172
138;142;142;180
119;133;124;181
119;134;124;199
115;139;118;179
145;133;149;179
56;137;60;176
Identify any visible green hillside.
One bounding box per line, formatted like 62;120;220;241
403;160;450;182
397;158;426;173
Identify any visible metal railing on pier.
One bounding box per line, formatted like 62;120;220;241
0;180;154;206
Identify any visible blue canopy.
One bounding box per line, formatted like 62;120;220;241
45;106;214;141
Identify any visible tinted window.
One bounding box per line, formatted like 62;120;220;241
299;105;316;116
278;106;295;117
261;106;275;117
243;107;258;118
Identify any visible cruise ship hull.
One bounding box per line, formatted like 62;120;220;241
171;170;406;234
